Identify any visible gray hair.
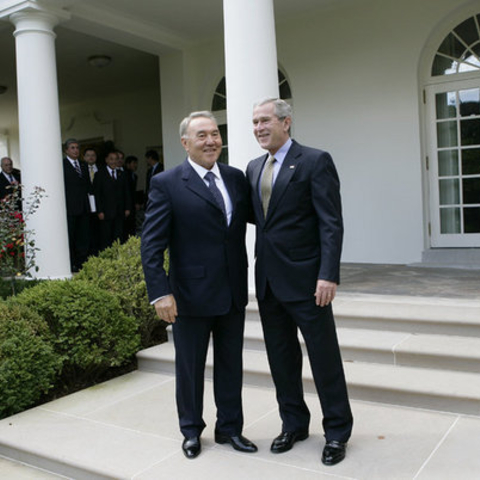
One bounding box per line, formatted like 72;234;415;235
64;138;79;149
254;98;292;120
179;111;217;138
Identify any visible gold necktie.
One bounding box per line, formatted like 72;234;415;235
89;166;95;182
260;156;275;217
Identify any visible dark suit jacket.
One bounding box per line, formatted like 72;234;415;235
141;160;249;317
93;167;132;220
246;140;343;302
0;171;20;200
145;163;160;194
63;158;90;216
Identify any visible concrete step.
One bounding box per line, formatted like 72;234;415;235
137;342;480;416
166;318;480;374
246;294;480;337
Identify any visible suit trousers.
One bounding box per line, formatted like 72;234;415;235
66;213;90;270
258;284;353;443
99;216;124;251
172;307;245;439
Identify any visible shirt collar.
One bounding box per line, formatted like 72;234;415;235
188;158;221;180
270;138;293;166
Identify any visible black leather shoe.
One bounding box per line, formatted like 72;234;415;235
270;431;309;453
215;433;258;453
182;436;201;459
321;440;346;466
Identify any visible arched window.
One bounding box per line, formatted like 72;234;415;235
211;70;292;164
425;15;480;248
432;15;480;76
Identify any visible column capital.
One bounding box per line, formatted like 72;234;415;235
0;0;71;27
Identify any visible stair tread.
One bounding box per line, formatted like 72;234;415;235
137;343;480;398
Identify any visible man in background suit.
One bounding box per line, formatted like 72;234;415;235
145;149;163;195
63;139;90;272
141;111;257;459
0;157;20;201
93;151;131;251
246;98;353;466
83;147;99;256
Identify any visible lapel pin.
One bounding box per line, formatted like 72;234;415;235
289;165;295;169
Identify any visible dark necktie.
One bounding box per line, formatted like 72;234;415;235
205;171;227;220
73;160;82;177
260;156;275;217
8;174;14;183
111;169;116;180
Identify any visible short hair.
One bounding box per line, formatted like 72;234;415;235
254;98;292;120
145;149;159;161
83;147;96;156
125;155;138;166
64;138;78;150
179;111;217;139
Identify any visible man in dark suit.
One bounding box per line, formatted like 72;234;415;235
246;98;353;466
63;139;90;272
93;151;131;251
0;157;20;201
83;147;100;256
123;155;139;239
145;149;163;195
141;111;257;460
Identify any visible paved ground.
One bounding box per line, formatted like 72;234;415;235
340;263;480;299
2;370;480;480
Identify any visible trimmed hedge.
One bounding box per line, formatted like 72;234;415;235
77;236;166;347
13;279;140;386
0;301;60;418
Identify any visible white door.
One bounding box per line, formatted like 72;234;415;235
426;78;480;247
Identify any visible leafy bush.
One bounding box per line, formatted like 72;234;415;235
77;236;166;347
0;301;60;419
13;279;140;386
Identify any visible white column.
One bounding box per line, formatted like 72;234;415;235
223;0;279;294
4;4;71;279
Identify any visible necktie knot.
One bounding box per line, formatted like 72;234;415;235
73;160;82;177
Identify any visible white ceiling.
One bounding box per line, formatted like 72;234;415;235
0;0;357;127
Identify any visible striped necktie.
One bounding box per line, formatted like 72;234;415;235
73;160;82;177
205;171;227;221
260;156;275;217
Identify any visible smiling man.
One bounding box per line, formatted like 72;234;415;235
247;98;353;466
141;111;257;459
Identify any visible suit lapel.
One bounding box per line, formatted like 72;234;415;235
181;160;223;214
251;155;268;225
266;141;302;222
219;163;237;223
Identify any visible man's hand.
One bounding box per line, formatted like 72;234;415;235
314;279;337;307
98;212;105;220
154;294;178;324
125;210;131;217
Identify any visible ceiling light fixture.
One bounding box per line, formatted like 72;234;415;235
88;55;112;68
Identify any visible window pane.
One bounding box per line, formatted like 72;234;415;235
438;33;466;58
218;124;228;165
464;207;480;233
437;121;458;148
212;93;226;111
432;55;456;76
439;178;460;205
462;148;480;174
438;150;459;176
459;88;480;116
463;178;480;204
440;208;461;233
436;92;457;119
460;118;480;145
454;17;479;45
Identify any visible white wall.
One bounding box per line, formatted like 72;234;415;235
159;0;476;265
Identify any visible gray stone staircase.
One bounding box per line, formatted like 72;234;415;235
137;293;480;416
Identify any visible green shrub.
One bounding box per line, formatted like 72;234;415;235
77;236;167;347
13;279;140;386
0;301;60;419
